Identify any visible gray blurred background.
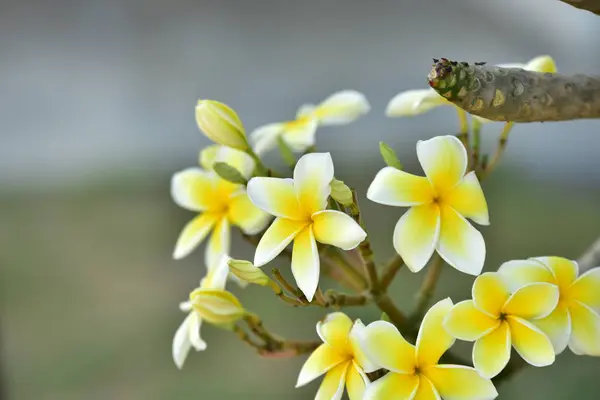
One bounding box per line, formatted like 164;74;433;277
2;0;599;399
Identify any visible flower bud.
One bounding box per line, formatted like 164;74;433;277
195;100;248;150
190;288;245;326
228;259;270;286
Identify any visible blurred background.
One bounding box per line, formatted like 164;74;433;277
2;0;600;398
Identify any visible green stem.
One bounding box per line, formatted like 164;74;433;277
471;118;482;172
380;254;404;291
412;255;445;321
481;121;514;180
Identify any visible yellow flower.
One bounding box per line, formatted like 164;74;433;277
498;257;600;356
195;100;248;150
385;55;557;123
171;146;271;264
250;90;370;155
359;298;498;400
246;152;366;300
444;272;558;378
367;135;488;275
172;255;231;369
296;313;376;400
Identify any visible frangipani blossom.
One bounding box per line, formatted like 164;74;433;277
171;146;271;264
247;152;366;300
296;313;376;400
444;272;558;378
367;135;489;275
250;90;370;155
172;255;230;369
498;257;600;356
360;298;498;400
385;55;557;121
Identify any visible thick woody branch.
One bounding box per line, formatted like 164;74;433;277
560;0;600;15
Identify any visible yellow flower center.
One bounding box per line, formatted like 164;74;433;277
283;116;312;132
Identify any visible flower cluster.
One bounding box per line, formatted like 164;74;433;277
167;56;600;399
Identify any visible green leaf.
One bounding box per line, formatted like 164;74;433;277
213;162;247;185
381;312;391;322
379;141;403;169
277;136;296;167
330;179;353;206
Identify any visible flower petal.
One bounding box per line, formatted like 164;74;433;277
291;225;320;301
385;88;448;117
568;301;600;356
173;213;220;260
198;144;220;171
312;210;366;250
417;135;467;196
205;216;230;268
524;55;557;73
173;313;195;369
296;344;348;387
282;118;319;152
393;203;440;273
202;254;231;290
507;316;555;366
254;218;308;266
359;320;416;374
296;104;316;119
534;256;578;291
349;320;379;372
472;273;510;318
187;311;206;351
441;171;489;225
314;90;370;125
502;282;559;320
366;167;435;207
570;267;600;310
293;152;334;216
317;312;353;352
424;365;498;400
416;298;455;368
413;375;441;400
345;361;369;400
363;372;419;400
497;259;555;291
534;303;571;354
443;300;500;341
246;177;303;220
214;146;255;179
315;361;350;400
250;123;285;155
472;321;511;379
171;168;216;212
436;204;486;276
227;191;271;235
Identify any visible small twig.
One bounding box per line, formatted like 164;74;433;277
470;118;482;172
379;254;404;291
374;294;411;333
412;255;445;321
314;287;328;306
480;121;514;180
272;268;302;298
347;190;379;289
325;290;369;308
456;109;470;161
578;235;600;272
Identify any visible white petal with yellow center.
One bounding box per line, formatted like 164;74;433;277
173;212;220;260
366;167;434;207
441;171;489;225
534;303;571;354
254;218;308;267
570;267;600;310
363;372;419;400
359;320;416;373
293;152;334;216
414;375;441;400
205;216;230;268
473;321;511;378
472;273;510;318
250;122;285;155
416;298;455;368
317;312;353;351
312;210;366;250
171;168;216;211
507;316;555;366
502;282;559;320
444;300;500;341
296;343;348;387
315;361;350;400
227;191;271;235
246;177;303;220
291;225;320;301
282;118;319;152
437;204;485;275
313;90;370;125
568;301;600;356
349;320;378;372
385;88;448;117
417;135;467;195
497;259;555;291
345;361;369;400
393;203;440;273
424;365;498;400
534;256;578;291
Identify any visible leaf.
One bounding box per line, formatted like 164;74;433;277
277;136;296;167
213;162;247;185
381;312;391;322
379;142;403;170
330;179;353;206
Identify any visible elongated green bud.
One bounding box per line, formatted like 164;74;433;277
427;58;600;122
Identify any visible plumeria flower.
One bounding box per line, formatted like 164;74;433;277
367;135;488;275
171;146;271;265
172;255;230;369
498;257;600;356
246;152;367;301
250;90;370;155
296;312;376;400
444;272;558;378
359;298;498;400
385;55;557;123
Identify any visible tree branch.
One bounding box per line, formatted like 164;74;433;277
559;0;600;15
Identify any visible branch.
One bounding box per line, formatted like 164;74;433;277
559;0;600;15
427;58;600;122
578;235;600;272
